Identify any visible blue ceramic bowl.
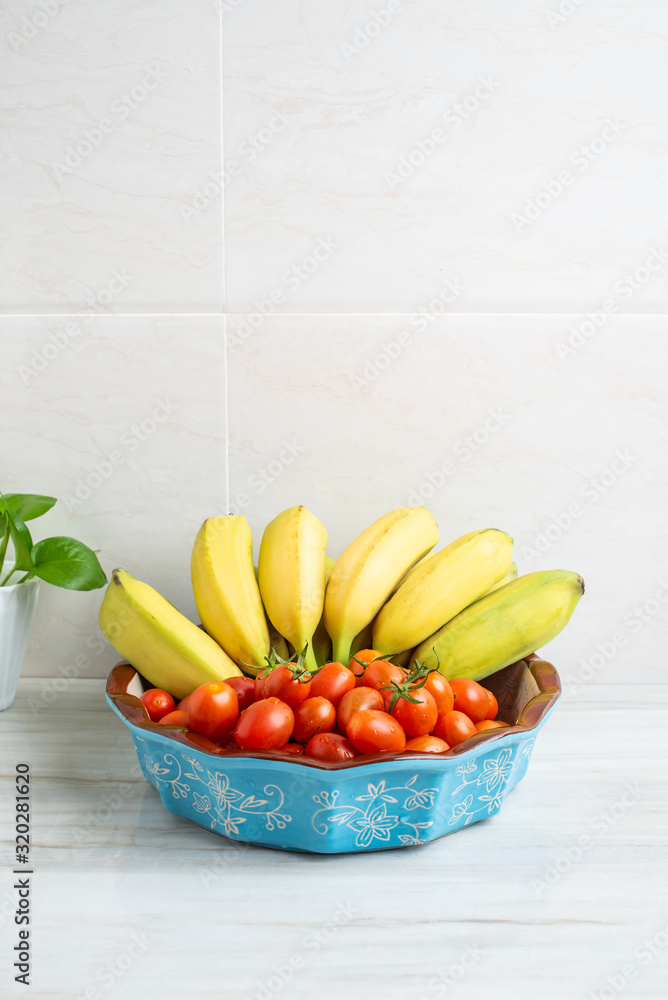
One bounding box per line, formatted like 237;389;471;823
106;656;560;854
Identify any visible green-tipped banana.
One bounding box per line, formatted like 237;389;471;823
191;516;270;674
414;569;584;682
99;569;241;700
324;507;439;664
373;529;513;655
258;506;328;674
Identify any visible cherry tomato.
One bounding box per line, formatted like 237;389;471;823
263;664;312;708
279;742;306;756
336;686;384;732
234;697;294;750
187;681;239;741
346;710;406;754
405;735;450;753
483;688;499;721
176;693;192;714
310;662;355;706
225;675;256;712
292;696;336;743
140;688;175;722
390;686;438;738
363;659;406;707
306;732;360;761
158;709;189;727
349;648;382;686
475;719;510;732
433;710;477;747
424;673;454;715
450;678;491;724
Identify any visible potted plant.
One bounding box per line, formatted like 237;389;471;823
0;493;106;710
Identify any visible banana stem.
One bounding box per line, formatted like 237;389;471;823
333;637;352;666
303;644;320;676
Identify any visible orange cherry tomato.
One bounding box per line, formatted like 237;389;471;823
483;688;499;721
346;710;407;754
405;735;450;753
234;697;294;750
310;662;355;706
433;710;477;747
363;659;406;707
349;648;382;686
475;719;510;732
279;742;306;756
450;678;491;724
158;709;189;727
187;681;239;741
390;687;438;738
336;686;384;731
423;673;454;715
176;693;192;714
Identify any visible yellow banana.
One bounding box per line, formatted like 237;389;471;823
258;506;328;675
191;516;270;674
99;569;241;700
477;561;517;600
324;507;439;665
373;528;513;655
414;569;584;682
350;620;375;658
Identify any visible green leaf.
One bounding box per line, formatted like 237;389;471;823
2;493;57;522
31;537;107;591
0;499;34;574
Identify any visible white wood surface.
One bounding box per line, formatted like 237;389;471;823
1;679;667;999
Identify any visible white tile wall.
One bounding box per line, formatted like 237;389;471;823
1;318;226;677
1;2;666;682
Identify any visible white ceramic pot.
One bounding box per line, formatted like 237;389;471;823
0;564;40;711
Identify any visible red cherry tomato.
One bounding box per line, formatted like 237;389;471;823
158;709;189;727
349;648;382;686
305;732;360;761
336;686;384;732
225;675;256;712
433;710;477;747
292;696;336;743
390;687;438;738
176;693;192;714
424;673;454;715
140;688;175;722
483;688;499;721
279;742;306;756
363;659;406;706
450;678;491;724
310;662;355;706
475;719;510;732
187;681;239;741
346;710;407;754
405;735;450;753
234;697;294;750
263;664;312;708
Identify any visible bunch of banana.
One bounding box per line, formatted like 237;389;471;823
372;528;513;655
414;569;584;681
324;506;439;665
98;502;584;698
99;569;241;699
191;516;270;675
258;506;328;674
